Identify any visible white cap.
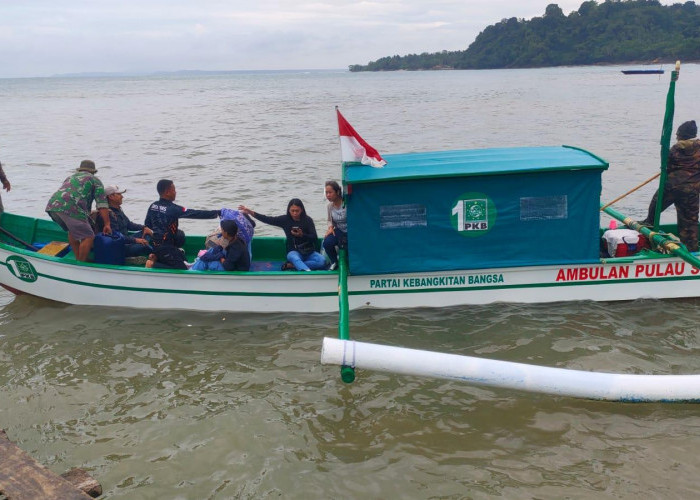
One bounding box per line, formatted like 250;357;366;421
104;185;126;196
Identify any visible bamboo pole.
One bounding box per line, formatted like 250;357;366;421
600;172;660;210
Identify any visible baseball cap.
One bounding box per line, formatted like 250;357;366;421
104;185;126;196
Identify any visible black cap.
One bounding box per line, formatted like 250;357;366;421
677;120;697;140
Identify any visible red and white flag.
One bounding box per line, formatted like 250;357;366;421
337;108;386;168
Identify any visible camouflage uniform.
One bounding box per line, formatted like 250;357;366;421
45;171;109;223
645;138;700;251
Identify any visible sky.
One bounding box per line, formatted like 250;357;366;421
0;0;682;78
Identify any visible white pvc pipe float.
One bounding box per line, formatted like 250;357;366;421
321;337;700;402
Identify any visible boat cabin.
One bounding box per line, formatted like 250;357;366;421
343;146;609;275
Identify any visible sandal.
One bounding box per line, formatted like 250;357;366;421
281;262;296;271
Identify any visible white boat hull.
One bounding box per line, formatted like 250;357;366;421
2;244;699;312
349;258;699;308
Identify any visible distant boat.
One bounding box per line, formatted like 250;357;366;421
621;69;664;75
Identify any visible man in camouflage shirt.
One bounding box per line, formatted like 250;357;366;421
644;120;700;252
45;160;112;261
0;160;11;215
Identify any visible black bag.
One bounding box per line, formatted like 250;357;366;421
294;239;315;257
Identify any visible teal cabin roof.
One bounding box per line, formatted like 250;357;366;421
343;145;609;184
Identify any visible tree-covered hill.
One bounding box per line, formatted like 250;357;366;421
349;0;700;71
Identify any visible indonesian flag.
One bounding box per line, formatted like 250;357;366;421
337;108;386;168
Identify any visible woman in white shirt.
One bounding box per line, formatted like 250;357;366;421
322;181;347;270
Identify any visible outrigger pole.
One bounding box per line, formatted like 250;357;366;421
652;60;681;229
321;337;700;402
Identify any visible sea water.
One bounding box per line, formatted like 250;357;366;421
1;66;700;498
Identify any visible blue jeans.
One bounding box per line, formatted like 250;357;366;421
287;250;326;271
125;242;152;257
322;228;347;264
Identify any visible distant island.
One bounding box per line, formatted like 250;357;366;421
349;0;700;71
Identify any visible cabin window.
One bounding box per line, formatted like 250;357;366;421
379;204;427;229
519;195;568;221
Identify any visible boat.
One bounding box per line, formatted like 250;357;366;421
621;69;664;75
0;60;696;315
0;144;698;314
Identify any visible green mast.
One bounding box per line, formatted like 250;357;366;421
337;247;354;383
653;61;681;229
337;106;355;383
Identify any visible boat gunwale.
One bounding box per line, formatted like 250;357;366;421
0;240;337;277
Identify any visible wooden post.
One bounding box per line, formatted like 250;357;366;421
0;429;102;499
60;469;103;498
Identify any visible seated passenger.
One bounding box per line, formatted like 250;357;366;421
217;208;256;259
218;220;251;271
145;179;220;247
239;199;325;271
192;220;250;272
322;180;346;270
96;185;153;257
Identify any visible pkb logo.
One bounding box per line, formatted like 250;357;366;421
7;256;38;283
451;193;496;237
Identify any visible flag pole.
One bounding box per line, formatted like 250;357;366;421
335;106;344;180
652;60;681;229
335;105;355;383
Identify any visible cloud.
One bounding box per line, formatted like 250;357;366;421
0;1;680;78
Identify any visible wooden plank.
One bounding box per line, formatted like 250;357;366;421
36;241;70;257
0;430;93;500
60;469;102;498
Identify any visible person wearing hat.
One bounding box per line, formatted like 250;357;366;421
96;185;154;258
45;160;111;261
643;120;700;251
0;160;11;216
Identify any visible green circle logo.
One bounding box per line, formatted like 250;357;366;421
451;192;497;237
7;256;38;283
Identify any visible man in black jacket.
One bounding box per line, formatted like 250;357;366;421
144;179;220;247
